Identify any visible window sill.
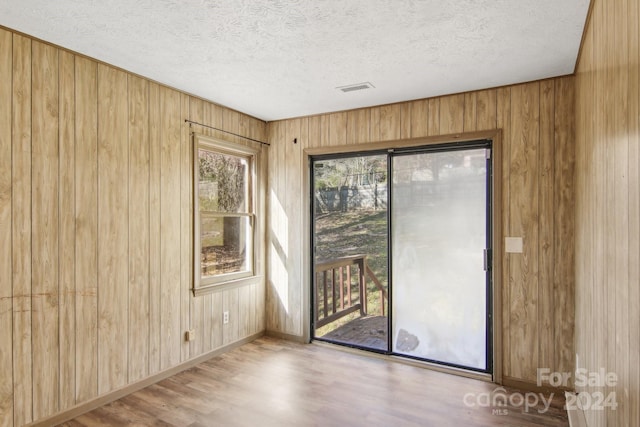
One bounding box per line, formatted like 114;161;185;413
192;275;263;297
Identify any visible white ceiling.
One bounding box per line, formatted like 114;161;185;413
1;0;590;121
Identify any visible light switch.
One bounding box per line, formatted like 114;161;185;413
505;237;523;253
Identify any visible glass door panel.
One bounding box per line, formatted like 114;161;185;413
391;148;489;371
311;154;389;351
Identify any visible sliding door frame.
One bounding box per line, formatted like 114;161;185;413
302;130;504;384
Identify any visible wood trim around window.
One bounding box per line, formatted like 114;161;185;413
192;133;260;294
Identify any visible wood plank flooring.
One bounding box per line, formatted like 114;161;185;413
60;337;569;427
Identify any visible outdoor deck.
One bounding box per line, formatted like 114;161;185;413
321;315;388;351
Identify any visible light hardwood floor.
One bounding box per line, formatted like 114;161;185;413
60;337;569;426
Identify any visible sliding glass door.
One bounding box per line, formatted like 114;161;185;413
311;141;492;373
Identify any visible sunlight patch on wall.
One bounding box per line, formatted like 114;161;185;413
270;189;289;313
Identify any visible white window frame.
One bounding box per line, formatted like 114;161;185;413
193;134;258;292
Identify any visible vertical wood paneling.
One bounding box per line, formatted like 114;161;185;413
0;28;13;427
58;49;76;412
538;80;555;376
223;107;240;145
286;118;302;335
147;82;161;376
575;0;640;425
97;64;129;394
159;87;182;370
400;103;411;139
222;288;240;345
256;281;266;333
613;2;630;425
308;115;321;147
277;118;289;332
508;82;540;382
596;21;607;427
590;3;605;420
627;2;640;426
209;103;225;141
427;98;440;136
188;98;204;358
439;94;465;134
584;5;600;425
370;107;381;141
74;56;98;403
239;113;252;148
379;104;401;140
12;33;33;427
476;90;497;131
346;109;370;144
1;27;267;427
553;77;575;377
203;275;215;347
574;9;591;421
211;291;223;350
31;40;60;420
250;283;259;334
603;5;617;424
592;6;606;425
410;99;428;137
463;92;477;132
128;75;150;383
255;121;268;336
496;86;512;378
265;122;276;333
239;286;253;338
278;120;289;335
179;94;190;363
328;112;347;146
267;120;286;333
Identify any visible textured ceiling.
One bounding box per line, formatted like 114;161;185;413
0;0;590;121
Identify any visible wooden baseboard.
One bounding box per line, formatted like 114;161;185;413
265;329;308;343
26;332;265;427
502;376;573;394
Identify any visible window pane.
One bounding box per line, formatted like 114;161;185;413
198;149;247;213
312;154;389;351
201;214;252;279
391;148;488;370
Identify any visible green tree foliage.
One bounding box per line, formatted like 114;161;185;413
314;156;386;190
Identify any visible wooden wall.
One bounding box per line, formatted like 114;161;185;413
266;76;575;387
575;0;640;425
0;27;266;427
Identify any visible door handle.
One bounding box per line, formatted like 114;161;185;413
483;249;492;271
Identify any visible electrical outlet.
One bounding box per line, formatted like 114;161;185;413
185;329;195;342
223;311;229;324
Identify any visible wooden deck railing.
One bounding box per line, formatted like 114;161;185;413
314;255;387;328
